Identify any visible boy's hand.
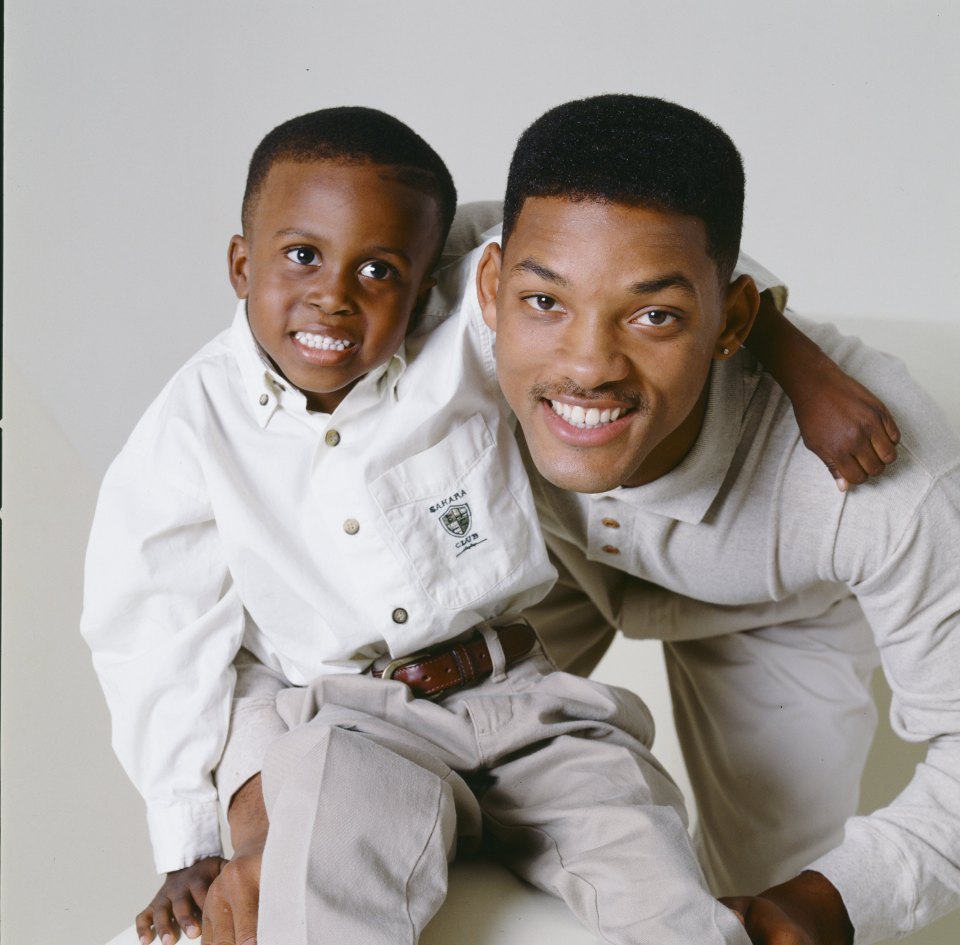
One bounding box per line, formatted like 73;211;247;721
792;357;900;492
201;841;264;945
136;856;226;944
720;870;854;945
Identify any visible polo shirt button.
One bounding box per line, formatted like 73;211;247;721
325;430;341;447
259;394;269;406
601;545;621;555
601;518;620;529
343;518;360;535
392;607;409;624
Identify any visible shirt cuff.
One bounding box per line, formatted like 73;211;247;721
215;648;290;810
215;698;290;813
807;818;915;945
146;800;223;874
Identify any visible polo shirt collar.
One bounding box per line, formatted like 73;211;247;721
596;353;761;524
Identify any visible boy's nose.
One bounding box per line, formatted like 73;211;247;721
305;268;355;316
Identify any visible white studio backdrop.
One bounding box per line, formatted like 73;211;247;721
3;2;958;944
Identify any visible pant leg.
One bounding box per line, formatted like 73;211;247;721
664;595;879;896
258;695;479;945
471;667;751;945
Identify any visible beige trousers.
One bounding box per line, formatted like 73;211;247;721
257;626;750;945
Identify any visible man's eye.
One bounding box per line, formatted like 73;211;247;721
524;294;561;312
286;247;319;266
359;260;397;281
635;309;678;327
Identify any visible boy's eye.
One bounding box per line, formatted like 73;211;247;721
359;260;397;281
286;247;319;266
634;309;679;327
524;294;562;313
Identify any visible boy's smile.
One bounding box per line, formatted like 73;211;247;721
478;198;757;494
229;159;442;413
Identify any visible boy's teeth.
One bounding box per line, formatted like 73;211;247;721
550;401;622;428
294;331;355;351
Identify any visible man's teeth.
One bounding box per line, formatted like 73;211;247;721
294;331;355;351
550;401;623;428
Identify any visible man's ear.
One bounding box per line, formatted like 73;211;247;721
715;274;760;360
228;235;250;299
475;242;503;331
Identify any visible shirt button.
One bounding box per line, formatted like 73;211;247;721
343;518;360;535
601;545;621;555
325;430;341;447
601;518;620;529
259;394;269;406
392;607;409;624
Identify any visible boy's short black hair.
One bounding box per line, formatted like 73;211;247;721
502;95;745;282
242;106;457;249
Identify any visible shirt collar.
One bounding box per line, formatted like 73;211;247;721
594;353;762;524
227;300;407;428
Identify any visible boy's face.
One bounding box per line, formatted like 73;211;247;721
478;197;756;494
229;159;442;413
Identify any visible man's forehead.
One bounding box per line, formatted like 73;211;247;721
504;196;715;285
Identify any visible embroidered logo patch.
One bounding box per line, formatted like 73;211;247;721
440;504;472;537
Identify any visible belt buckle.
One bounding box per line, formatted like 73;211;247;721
378;649;433;681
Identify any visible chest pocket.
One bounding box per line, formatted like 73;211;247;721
369;412;531;610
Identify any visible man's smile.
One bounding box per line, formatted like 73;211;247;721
548;400;628;429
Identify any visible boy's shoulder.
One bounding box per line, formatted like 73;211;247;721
122;313;252;458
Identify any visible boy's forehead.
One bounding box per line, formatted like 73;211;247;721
248;158;443;249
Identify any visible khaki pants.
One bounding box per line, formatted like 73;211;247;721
257;626;750;945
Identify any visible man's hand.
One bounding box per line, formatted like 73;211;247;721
200;842;264;945
200;772;270;944
135;857;226;944
720;870;854;945
790;355;900;493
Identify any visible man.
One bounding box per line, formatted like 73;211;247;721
474;95;960;943
192;96;958;945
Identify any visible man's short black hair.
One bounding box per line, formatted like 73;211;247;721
242;106;457;249
503;95;745;282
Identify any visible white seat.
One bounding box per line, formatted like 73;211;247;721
105;855;597;945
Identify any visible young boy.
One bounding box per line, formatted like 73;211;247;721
82;107;898;945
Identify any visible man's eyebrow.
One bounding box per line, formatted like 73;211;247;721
628;273;697;296
511;258;570;287
273;229;412;264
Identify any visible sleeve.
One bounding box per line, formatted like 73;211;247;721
533;530;808;662
438;200;505;269
807;469;960;944
734;250;788;312
215;649;291;813
80;445;246;873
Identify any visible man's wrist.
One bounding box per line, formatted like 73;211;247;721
227;772;269;852
762;870;854;945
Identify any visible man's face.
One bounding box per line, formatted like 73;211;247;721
478;197;754;493
229;159;441;413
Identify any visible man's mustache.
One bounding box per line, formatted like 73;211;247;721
529;379;650;414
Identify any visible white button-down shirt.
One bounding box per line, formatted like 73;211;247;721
81;241;556;871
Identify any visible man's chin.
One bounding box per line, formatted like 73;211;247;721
533;453;628;495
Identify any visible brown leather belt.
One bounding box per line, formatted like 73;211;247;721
372;622;537;699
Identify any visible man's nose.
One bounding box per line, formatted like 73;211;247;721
305;266;355;316
554;313;630;389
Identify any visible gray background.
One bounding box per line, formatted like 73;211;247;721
3;2;958;943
